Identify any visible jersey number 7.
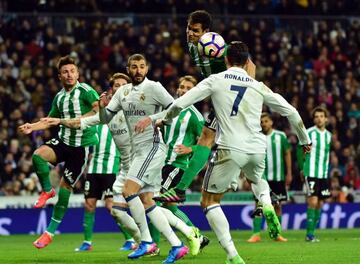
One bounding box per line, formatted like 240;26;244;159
230;85;247;116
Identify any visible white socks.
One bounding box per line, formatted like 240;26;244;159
251;179;272;206
146;206;182;247
205;204;238;259
160;207;192;237
125;195;152;242
111;206;141;243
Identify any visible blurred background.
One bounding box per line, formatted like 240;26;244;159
0;0;359;233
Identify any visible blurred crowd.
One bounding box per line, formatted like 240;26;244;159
0;7;359;202
2;0;360;16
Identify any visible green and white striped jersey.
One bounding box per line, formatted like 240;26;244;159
264;129;291;182
163;106;204;170
188;42;227;77
87;124;120;174
303;126;332;179
49;82;99;147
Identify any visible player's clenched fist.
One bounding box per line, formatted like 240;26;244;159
99;91;112;107
18;123;33;134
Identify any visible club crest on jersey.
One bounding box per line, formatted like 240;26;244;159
140;92;145;101
124;89;130;96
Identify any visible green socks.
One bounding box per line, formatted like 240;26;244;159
306;208;316;236
176;145;211;191
165;204;194;227
149;222;160;245
252;215;281;235
117;223;133;240
83;211;95;242
47;187;71;234
32;154;52;192
253;217;262;234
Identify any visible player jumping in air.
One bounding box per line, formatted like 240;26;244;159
157;41;311;264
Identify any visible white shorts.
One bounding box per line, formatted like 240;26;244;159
127;141;166;193
203;149;265;193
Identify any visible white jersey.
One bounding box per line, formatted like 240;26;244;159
100;77;174;148
81;112;133;173
165;67;310;153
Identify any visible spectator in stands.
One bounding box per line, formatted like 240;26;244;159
0;5;359;197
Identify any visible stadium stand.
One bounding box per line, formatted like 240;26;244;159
0;1;359;203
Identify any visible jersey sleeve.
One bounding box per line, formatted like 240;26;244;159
48;95;61;118
153;82;174;109
261;83;310;146
164;76;214;122
82;85;99;105
191;109;205;138
80;113;100;130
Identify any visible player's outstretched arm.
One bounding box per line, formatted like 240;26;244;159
18;119;53;134
163;77;213;123
262;83;310;146
41;117;81;129
99;91;122;124
80;113;100;130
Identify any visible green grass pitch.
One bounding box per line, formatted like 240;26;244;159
1;229;359;264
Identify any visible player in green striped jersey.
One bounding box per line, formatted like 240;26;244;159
18;56;99;249
248;113;291;243
46;73;140;251
299;107;332;242
74;124;121;251
157;10;256;204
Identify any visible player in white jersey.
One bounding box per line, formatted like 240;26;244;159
99;54;191;263
158;42;312;264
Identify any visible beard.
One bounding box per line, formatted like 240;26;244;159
131;74;145;85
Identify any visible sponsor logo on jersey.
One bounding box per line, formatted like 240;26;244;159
124;103;146;116
112;128;128;135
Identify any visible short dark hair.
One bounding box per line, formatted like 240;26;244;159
109;73;131;87
226;41;249;67
188;10;212;31
57;55;77;72
312;106;329;118
261;112;273;120
127;54;147;66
